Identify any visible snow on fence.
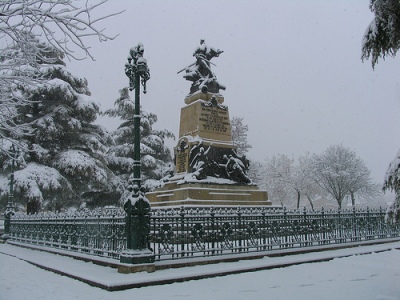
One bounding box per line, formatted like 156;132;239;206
8;207;127;259
8;206;400;261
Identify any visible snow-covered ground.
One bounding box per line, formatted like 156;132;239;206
1;242;399;300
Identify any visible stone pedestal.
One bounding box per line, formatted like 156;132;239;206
152;90;270;207
147;181;271;207
180;92;231;145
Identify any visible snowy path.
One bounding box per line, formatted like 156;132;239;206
1;242;399;300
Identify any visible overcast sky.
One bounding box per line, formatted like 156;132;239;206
67;0;399;184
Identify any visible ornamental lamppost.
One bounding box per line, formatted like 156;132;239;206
119;43;154;270
125;42;150;188
3;145;16;241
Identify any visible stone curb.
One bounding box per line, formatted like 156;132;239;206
1;237;400;291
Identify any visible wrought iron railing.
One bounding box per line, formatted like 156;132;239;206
7;206;399;261
8;208;127;259
150;206;399;260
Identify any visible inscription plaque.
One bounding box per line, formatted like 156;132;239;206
199;107;229;133
175;138;189;173
176;151;188;173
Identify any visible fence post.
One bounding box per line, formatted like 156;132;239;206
352;205;357;241
337;207;342;243
284;207;288;248
303;207;308;247
262;207;267;250
180;206;186;257
321;207;326;244
237;206;242;253
210;207;215;255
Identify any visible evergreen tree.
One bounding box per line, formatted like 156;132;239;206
0;0;120;154
103;88;174;200
383;148;400;223
0;39;115;213
362;0;400;68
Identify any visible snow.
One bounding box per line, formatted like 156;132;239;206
142;154;157;168
1;241;399;299
178;173;242;185
142;134;163;149
13;163;71;201
75;93;98;109
384;148;400;190
54;150;107;183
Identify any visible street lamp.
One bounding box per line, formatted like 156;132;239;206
125;43;150;187
119;43;154;269
3;145;16;240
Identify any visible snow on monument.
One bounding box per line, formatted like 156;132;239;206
147;40;271;206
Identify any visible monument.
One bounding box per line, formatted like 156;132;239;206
146;40;271;207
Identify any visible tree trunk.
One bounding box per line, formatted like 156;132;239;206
306;195;314;211
296;190;301;209
55;202;64;213
27;200;40;214
337;197;342;209
350;191;356;206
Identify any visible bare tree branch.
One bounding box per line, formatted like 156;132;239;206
1;0;122;155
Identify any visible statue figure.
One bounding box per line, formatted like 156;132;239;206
189;145;210;180
241;154;250;173
179;39;226;94
223;155;251;184
186;141;253;183
201;95;227;110
193;39;221;78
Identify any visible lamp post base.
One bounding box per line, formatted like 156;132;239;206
1;234;10;243
119;249;155;273
120;248;155;264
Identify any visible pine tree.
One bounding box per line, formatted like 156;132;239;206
103;88;174;201
0;0;120;154
362;0;400;68
383;148;400;223
0;39;115;213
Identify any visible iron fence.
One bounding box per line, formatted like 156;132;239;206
8;208;126;259
7;206;399;261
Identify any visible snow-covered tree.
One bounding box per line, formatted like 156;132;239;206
296;153;327;210
383;148;400;223
103;88;174;201
247;159;265;188
310;145;377;209
263;153;322;209
362;0;400;68
0;32;41;156
231;116;252;156
0;39;115;213
0;0;120;155
264;154;296;207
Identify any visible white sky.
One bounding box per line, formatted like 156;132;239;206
67;0;400;184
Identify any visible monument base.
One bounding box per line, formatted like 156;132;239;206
147;179;271;207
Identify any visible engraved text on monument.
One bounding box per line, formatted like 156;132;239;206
199;107;229;133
